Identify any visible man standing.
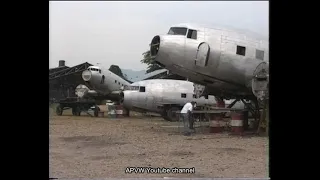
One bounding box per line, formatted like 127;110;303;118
180;101;197;136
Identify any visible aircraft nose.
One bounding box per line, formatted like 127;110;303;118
150;35;161;57
82;70;92;82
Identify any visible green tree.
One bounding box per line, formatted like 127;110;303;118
140;50;163;73
109;65;132;83
109;65;123;77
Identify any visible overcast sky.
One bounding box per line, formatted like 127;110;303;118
49;1;269;70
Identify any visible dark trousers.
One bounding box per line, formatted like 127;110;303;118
181;113;194;133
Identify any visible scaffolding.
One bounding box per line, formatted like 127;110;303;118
49;62;93;101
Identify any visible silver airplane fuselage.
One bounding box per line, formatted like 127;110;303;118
81;66;131;101
150;23;269;100
122;79;216;113
82;66;246;120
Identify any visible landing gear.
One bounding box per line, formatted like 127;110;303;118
72;106;81;116
162;106;180;121
256;98;269;136
167;107;180;121
226;98;265;131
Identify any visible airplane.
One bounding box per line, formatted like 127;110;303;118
150;23;269;105
81;65;245;121
122;79;218;121
80;65;131;103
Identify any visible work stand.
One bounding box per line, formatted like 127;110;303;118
256;98;269;136
175;113;206;134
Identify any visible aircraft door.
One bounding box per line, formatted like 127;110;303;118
195;42;210;67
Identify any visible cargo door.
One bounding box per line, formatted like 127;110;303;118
137;86;147;109
195;42;210;67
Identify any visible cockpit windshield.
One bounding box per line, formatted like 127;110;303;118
168;27;188;36
88;67;101;73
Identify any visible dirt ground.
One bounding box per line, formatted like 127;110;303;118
49;110;268;178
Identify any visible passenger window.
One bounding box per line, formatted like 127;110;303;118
187;29;197;40
236;45;246;56
118;82;120;85
256;49;264;60
115;80;117;83
181;93;187;98
139;86;146;92
167;27;188;36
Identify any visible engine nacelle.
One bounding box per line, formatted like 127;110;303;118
193;83;207;98
75;84;98;98
109;91;124;104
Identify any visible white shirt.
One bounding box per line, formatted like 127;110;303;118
180;102;193;113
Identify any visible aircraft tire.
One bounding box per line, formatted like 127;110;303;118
161;110;170;121
166;107;180;122
56;105;63;116
163;116;170;121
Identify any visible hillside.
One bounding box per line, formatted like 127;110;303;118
121;69;147;82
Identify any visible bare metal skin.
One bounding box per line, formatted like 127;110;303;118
81;66;130;102
122;79;217;113
81;65;246;120
150;23;269;100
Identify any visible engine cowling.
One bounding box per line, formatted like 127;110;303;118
75;84;90;98
75;84;99;98
109;91;124;104
193;83;208;98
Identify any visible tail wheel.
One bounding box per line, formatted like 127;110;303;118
166;107;181;122
56;105;63;116
94;106;100;117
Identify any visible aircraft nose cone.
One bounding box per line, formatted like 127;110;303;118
150;35;160;57
82;70;92;82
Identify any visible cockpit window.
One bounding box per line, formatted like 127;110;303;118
139;86;146;92
168;27;188;36
124;86;139;91
88;67;100;72
187;29;197;40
